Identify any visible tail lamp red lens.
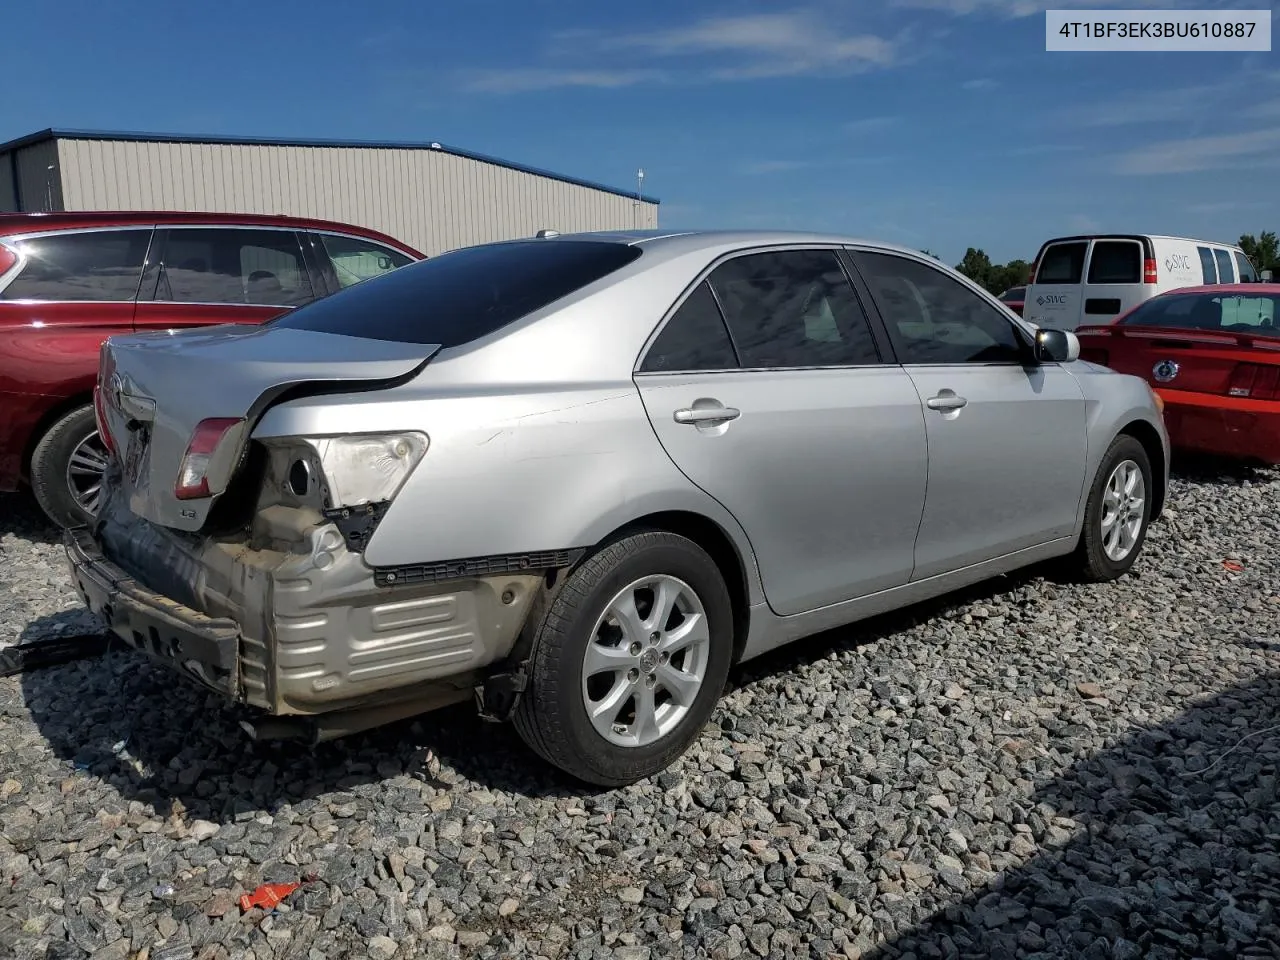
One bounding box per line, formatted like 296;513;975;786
174;417;245;500
1226;363;1280;400
92;385;116;456
1143;258;1158;284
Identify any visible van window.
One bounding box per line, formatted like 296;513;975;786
1197;247;1217;284
1035;241;1087;284
1235;251;1258;282
1087;241;1141;284
1213;248;1235;284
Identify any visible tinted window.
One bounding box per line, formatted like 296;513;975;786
1197;247;1218;284
1087;241;1141;284
272;239;642;346
640;282;738;372
1236;251;1259;282
1000;286;1025;301
1122;292;1278;333
157;228;314;306
705;249;879;368
855;251;1025;365
0;229;151;302
1213;248;1235;284
321;234;414;289
1035;242;1087;284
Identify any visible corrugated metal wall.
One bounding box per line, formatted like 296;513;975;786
54;138;658;255
0;140;65;213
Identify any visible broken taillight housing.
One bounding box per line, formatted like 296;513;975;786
303;433;429;507
175;417;246;500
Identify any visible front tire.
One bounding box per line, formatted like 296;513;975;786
1068;434;1152;582
30;405;109;529
512;530;734;787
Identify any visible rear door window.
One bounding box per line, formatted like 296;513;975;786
155;228;315;307
1235;251;1259;282
271;239;642;346
0;229;152;301
1086;241;1141;284
1035;242;1087;284
1213;248;1236;284
320;234;414;289
705;249;881;368
1197;246;1218;284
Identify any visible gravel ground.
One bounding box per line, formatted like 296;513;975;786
1;461;1278;960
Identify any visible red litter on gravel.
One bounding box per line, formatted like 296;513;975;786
1223;560;1245;573
239;882;300;912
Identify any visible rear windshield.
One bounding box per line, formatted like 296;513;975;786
1087;241;1141;284
270;239;642;346
1122;292;1279;334
1035;242;1087;284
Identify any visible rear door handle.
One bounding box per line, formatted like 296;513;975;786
674;406;741;425
926;393;967;411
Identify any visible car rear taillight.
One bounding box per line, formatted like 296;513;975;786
175;417;245;500
1143;258;1158;284
0;243;17;277
92;385;116;456
1226;363;1280;400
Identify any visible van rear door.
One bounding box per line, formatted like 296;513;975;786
1078;237;1147;325
1025;239;1088;329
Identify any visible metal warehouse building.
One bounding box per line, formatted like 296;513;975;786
0;128;660;256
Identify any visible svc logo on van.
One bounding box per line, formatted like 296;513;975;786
1036;295;1070;306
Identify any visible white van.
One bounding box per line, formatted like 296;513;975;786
1023;234;1259;330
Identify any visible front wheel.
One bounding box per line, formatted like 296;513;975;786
1067;434;1153;582
512;530;735;786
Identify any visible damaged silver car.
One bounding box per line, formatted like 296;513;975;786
66;229;1169;785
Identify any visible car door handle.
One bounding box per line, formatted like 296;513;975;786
674;405;741;425
926;393;968;411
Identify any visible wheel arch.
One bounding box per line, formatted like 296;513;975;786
598;510;754;664
21;391;96;485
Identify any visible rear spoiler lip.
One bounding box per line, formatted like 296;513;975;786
1073;324;1280;351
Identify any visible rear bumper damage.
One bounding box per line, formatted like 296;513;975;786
65;473;551;733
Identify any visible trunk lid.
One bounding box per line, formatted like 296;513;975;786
1076;324;1280;395
98;323;438;531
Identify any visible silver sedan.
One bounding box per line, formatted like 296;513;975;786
66;230;1169;785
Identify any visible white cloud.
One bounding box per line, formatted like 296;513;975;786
1115;127;1280;175
598;12;897;78
461;68;665;93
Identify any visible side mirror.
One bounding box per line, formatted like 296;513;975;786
1034;328;1080;363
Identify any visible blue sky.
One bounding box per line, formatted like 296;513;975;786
4;0;1279;263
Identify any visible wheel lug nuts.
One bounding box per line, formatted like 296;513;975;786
659;652;669;665
649;632;660;643
629;641;642;656
627;668;639;682
645;674;656;688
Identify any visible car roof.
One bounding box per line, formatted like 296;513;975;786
1036;233;1243;248
1154;283;1275;296
0;210;423;255
520;228;939;261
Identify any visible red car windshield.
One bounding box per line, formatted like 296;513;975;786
1122;291;1279;337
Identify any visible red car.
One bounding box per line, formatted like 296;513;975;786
0;211;423;526
1075;284;1279;463
998;285;1025;317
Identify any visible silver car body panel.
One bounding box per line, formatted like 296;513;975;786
74;229;1171;717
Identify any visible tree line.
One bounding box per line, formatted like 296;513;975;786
923;230;1280;297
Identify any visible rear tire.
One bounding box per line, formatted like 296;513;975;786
1066;434;1152;582
30;405;108;529
512;530;734;787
